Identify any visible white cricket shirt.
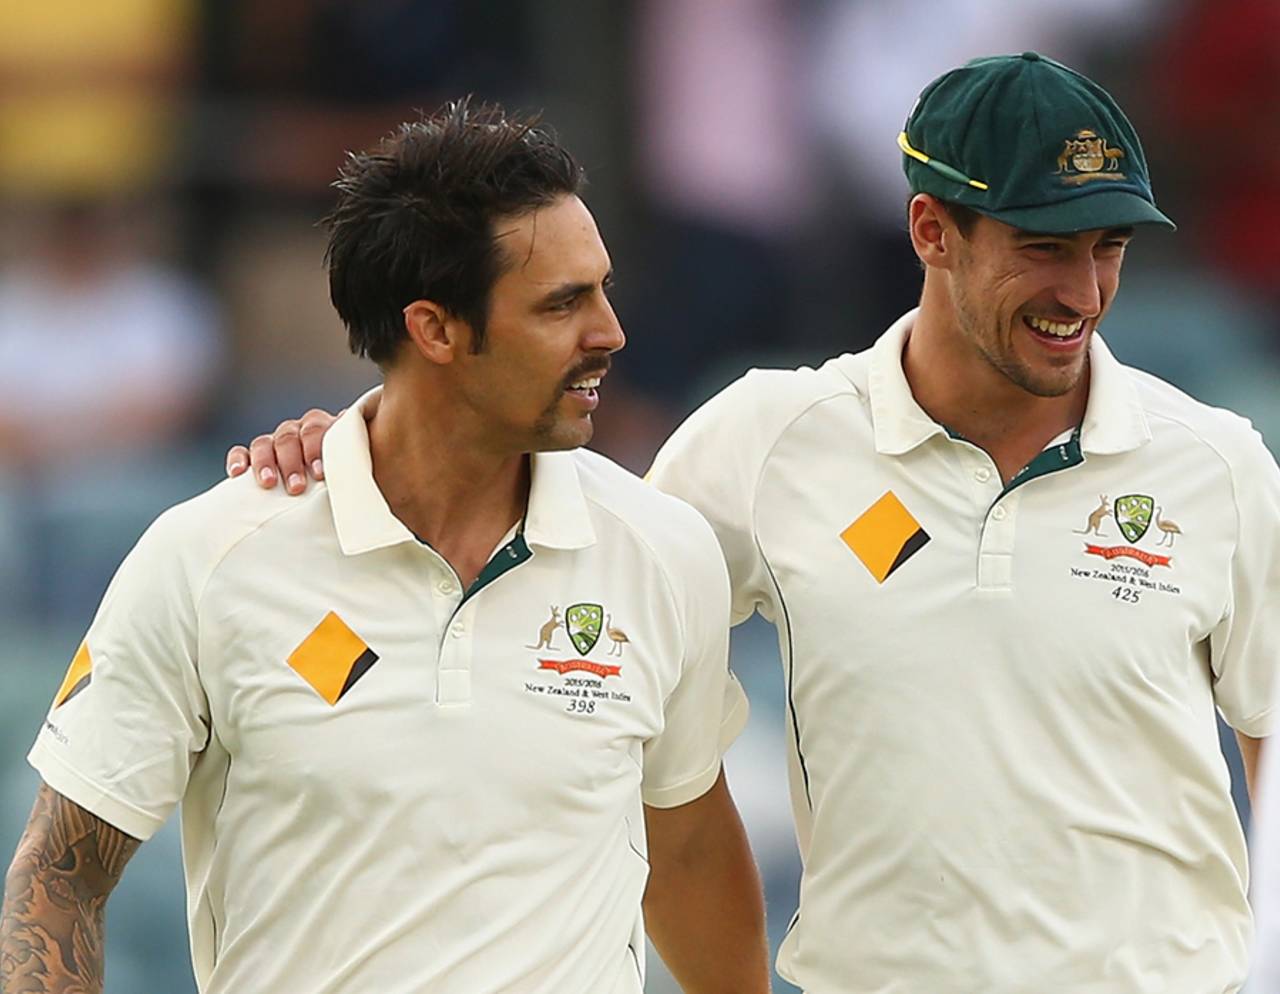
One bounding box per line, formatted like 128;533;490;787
29;395;747;994
649;310;1280;994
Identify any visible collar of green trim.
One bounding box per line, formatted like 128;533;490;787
1000;427;1084;497
941;425;1084;496
462;533;532;604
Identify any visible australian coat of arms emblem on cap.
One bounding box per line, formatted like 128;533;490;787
1056;129;1126;185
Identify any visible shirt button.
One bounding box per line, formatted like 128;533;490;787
974;467;992;483
437;579;456;595
450;622;466;639
992;505;1008;521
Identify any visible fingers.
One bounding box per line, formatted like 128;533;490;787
271;421;309;494
298;409;338;481
233;407;343;495
248;433;281;489
225;446;250;477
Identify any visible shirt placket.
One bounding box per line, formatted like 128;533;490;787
430;534;533;707
417;550;469;705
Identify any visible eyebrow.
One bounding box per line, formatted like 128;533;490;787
537;269;613;307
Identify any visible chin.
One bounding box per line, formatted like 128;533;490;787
1021;367;1085;398
532;417;595;452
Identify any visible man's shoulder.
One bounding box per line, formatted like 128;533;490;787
144;472;327;576
673;356;863;450
713;357;860;418
570;449;723;564
573;448;709;531
1126;364;1272;465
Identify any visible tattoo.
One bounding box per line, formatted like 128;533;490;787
0;784;140;994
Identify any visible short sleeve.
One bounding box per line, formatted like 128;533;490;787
640;510;748;809
647;372;777;626
27;508;209;840
1208;427;1280;736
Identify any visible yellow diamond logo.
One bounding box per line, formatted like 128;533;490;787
287;612;379;705
841;492;930;584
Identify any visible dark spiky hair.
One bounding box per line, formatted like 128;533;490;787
324;98;585;363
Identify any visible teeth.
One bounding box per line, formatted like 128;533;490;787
1026;316;1083;338
569;376;601;390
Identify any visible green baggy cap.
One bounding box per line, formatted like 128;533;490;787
901;52;1174;233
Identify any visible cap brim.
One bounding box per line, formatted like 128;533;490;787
980;189;1176;234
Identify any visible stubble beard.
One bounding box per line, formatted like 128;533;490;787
530;395;592;451
952;276;1083;399
530;356;609;451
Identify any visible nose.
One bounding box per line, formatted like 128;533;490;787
1055;254;1103;318
583;295;626;354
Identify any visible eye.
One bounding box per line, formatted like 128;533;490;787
1024;242;1062;254
546;295;581;314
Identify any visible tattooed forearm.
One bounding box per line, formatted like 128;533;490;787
0;784;140;994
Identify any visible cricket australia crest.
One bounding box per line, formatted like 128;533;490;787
565;603;603;655
1056;129;1126;185
1113;494;1153;543
1070;491;1181;570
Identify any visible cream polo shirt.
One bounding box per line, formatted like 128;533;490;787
648;310;1280;994
29;395;747;994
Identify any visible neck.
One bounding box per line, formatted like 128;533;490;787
368;373;529;586
903;284;1089;480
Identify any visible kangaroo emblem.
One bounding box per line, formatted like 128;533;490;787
526;606;562;650
1073;495;1110;537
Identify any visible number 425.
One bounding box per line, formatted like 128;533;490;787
1112;585;1141;604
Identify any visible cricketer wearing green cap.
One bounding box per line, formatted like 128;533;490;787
230;53;1279;994
899;51;1175;234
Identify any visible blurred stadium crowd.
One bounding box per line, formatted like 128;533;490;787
0;1;1277;991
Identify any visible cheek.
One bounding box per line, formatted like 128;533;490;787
987;264;1035;305
509;354;572;418
464;355;544;416
1098;264;1122;305
958;258;1021;310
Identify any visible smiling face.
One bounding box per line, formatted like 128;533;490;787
451;194;624;453
946;214;1133;397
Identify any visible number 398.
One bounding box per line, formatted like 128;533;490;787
566;698;596;714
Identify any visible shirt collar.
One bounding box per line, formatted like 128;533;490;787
867;309;949;455
324;387;596;557
522;450;596;551
324;388;415;556
1077;333;1152;455
867;309;1151;457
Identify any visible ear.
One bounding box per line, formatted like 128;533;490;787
403;299;472;365
908;194;963;271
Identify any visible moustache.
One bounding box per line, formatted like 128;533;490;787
560;355;612;391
